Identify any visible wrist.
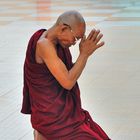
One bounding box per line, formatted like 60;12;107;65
80;53;89;59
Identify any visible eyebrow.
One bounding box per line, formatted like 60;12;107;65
63;23;71;28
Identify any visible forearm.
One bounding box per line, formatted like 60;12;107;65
68;53;88;88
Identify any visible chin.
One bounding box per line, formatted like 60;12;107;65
61;43;71;48
58;40;71;48
65;44;71;47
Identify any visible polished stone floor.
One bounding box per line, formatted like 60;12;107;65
0;0;140;140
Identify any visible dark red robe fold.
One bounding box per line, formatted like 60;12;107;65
21;29;111;140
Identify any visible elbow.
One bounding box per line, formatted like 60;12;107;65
64;85;73;90
61;81;74;90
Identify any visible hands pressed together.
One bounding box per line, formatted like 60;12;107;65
79;29;105;57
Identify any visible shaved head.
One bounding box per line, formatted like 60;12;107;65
51;11;86;48
55;10;86;31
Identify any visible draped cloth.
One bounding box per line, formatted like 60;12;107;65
21;29;111;140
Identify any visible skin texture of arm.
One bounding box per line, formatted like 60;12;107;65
37;29;104;90
37;38;88;90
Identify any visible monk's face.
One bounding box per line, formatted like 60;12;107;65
57;23;85;48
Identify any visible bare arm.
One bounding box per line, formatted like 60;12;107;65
37;29;104;90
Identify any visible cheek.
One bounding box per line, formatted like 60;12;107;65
58;33;73;44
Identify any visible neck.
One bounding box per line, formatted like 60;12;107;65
46;25;58;45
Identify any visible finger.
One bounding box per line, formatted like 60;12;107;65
87;29;96;40
91;29;100;41
95;33;103;44
96;41;105;49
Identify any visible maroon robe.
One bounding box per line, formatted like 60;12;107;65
21;29;111;140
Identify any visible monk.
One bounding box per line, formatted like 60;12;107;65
21;10;111;140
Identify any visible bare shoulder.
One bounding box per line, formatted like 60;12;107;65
37;38;54;49
36;38;57;63
37;30;56;53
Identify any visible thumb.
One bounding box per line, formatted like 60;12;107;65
81;35;86;42
80;35;86;44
